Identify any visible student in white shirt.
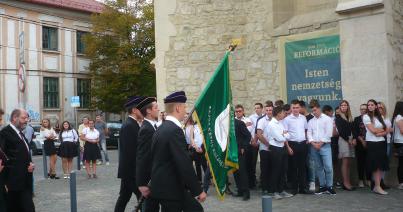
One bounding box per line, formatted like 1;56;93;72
40;118;59;179
392;101;403;189
58;121;79;179
246;102;264;189
190;120;207;183
307;101;336;195
363;99;389;195
283;99;308;194
256;104;273;194
80;119;101;179
267;106;293;199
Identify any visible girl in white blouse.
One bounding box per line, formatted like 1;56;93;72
58;121;79;179
40;119;59;179
80;120;101;179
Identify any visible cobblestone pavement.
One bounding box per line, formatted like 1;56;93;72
32;150;403;212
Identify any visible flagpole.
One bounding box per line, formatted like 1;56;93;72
183;44;238;127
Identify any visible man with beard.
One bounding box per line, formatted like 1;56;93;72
0;109;35;212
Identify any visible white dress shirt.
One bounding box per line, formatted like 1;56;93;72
61;130;79;142
144;117;158;130
249;113;262;138
10;123;30;152
165;115;183;129
82;128;100;140
307;113;333;143
394;115;403;143
267;118;290;147
193;124;203;148
257;115;271;151
282;114;307;142
363;114;385;142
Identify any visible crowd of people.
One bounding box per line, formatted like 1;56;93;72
0;96;403;212
224;99;403;201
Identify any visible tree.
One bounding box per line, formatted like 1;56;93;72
85;0;155;113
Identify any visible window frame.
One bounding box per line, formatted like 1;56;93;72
43;77;60;109
77;78;91;108
42;26;59;51
76;31;88;54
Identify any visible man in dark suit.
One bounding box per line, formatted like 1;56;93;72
115;96;145;212
0;109;35;212
151;91;206;212
233;118;252;200
136;97;160;212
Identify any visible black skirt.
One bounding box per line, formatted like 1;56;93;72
58;142;78;158
44;139;57;156
366;141;389;172
83;142;101;161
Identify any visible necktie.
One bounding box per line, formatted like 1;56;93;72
154;124;158;130
19;130;30;153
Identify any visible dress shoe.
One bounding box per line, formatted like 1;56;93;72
242;191;250;201
342;185;355;191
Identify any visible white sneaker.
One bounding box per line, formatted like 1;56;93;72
398;183;403;190
309;182;316;192
105;162;110;166
358;180;364;188
280;191;293;198
273;192;283;200
96;161;102;165
63;175;68;179
82;165;86;169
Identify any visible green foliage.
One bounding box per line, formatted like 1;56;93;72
85;0;155;113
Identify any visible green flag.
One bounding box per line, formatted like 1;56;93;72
193;51;238;199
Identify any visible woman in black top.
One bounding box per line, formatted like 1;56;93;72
335;100;356;191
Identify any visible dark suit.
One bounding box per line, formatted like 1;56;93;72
151;119;203;212
234;119;251;196
115;117;141;212
0;125;35;212
136;120;159;212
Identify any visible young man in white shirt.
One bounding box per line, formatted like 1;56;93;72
283;100;308;194
256;104;273;194
246;102;264;189
307;101;336;195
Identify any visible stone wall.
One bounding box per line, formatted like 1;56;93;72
159;0;340;113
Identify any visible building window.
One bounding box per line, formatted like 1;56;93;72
42;26;58;51
43;77;59;108
77;79;91;108
76;31;88;54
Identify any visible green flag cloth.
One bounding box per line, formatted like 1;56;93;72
193;51;238;200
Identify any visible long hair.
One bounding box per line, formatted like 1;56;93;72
392;101;403;128
41;118;52;130
59;121;73;142
367;99;386;129
339;100;352;122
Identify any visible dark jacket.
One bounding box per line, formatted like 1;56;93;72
150;120;202;200
117;117;140;179
335;114;353;141
353;115;366;140
136;120;156;187
0;125;32;191
235;119;251;152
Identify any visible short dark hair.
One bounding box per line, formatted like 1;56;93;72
309;100;320;109
273;106;284;117
299;100;306;108
9;109;22;122
127;106;136;114
0;108;4;115
265;100;273;107
255;103;263;109
140;102;154;117
291;99;300;106
275;100;284;107
322;105;333;113
235;104;244;110
96;114;102;117
283;104;290;111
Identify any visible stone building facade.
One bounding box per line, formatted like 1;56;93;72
154;0;403;115
0;0;102;126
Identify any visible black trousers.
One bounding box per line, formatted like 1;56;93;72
193;151;207;182
259;150;270;191
114;178;141;212
156;191;203;212
288;141;308;192
6;189;35;212
268;146;287;193
0;182;5;212
234;151;249;194
143;198;160;212
355;141;371;181
395;143;403;184
245;145;258;188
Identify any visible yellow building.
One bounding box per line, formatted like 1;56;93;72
0;0;103;125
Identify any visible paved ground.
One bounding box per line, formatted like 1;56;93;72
32;150;403;212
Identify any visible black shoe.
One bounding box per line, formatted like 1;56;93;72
298;189;311;194
335;182;342;189
291;190;298;195
327;187;336;195
315;187;327;195
242;191;250;201
342;185;354;191
381;180;390;190
53;175;60;179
